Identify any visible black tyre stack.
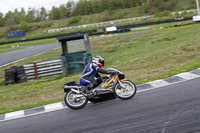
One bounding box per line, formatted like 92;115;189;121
4;67;16;85
4;65;27;85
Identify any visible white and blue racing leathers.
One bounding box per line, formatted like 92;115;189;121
80;62;109;86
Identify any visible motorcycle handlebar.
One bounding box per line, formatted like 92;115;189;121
106;68;123;74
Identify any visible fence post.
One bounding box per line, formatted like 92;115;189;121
34;63;38;79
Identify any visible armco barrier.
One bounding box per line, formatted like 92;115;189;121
24;59;62;80
4;59;63;85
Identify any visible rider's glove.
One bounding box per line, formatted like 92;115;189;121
108;71;116;76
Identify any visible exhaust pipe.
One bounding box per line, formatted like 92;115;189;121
71;89;80;94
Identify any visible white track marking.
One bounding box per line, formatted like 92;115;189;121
176;72;200;80
5;110;24;120
148;79;170;88
44;102;65;112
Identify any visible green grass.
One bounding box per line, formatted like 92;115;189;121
0;48;25;54
0;22;200;114
0;38;57;49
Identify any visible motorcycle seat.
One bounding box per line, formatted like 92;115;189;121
64;81;85;88
65;81;77;86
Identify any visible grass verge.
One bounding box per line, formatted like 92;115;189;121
0;38;57;49
0;48;25;54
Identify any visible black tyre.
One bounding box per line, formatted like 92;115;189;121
64;90;88;109
114;80;137;100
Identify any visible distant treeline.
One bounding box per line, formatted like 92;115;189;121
0;0;196;27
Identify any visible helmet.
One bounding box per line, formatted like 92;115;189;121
92;56;104;68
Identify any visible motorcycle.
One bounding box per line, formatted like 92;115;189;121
63;68;137;109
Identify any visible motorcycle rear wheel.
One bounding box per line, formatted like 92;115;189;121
64;90;88;109
114;80;137;100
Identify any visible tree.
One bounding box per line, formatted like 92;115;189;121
4;17;17;32
4;11;14;23
36;7;48;21
41;7;48;20
19;21;30;31
49;6;61;20
90;0;103;13
26;8;35;22
71;0;86;16
59;4;68;19
13;8;26;24
5;18;16;27
71;0;142;16
0;12;5;27
19;8;27;22
66;0;75;17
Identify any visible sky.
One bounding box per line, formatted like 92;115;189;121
0;0;79;15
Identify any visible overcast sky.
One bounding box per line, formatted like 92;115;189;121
0;0;78;15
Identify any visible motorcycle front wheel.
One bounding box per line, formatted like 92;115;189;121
64;90;88;109
114;80;137;100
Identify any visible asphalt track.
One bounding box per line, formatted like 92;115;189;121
0;43;59;67
0;77;199;133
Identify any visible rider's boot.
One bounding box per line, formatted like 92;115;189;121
85;84;95;96
81;83;95;96
83;86;90;94
80;86;91;95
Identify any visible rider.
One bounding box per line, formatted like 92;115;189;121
80;56;114;94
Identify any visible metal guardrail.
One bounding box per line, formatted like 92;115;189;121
47;9;198;33
23;59;63;80
47;15;153;33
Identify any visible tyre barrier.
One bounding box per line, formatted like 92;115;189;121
164;22;194;29
117;17;192;29
5;66;27;85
